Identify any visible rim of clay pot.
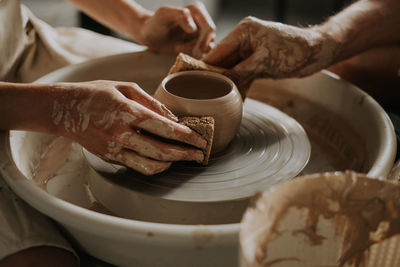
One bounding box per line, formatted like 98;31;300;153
160;70;239;102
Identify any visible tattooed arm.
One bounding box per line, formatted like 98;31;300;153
0;81;206;175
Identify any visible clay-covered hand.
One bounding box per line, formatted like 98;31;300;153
205;16;341;88
52;81;206;175
138;1;216;58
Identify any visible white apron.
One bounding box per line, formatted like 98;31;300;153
0;0;143;261
0;0;142;82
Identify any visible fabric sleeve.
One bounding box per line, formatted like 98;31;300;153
0;176;78;262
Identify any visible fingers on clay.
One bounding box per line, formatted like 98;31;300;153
114;150;172;175
115;83;178;122
116;131;204;163
132;105;207;149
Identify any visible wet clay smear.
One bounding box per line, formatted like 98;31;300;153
241;171;400;267
33;137;73;190
247;86;369;173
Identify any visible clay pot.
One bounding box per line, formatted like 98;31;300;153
154;70;243;153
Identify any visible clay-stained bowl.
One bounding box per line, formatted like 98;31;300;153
239;171;400;267
0;51;396;267
154;71;243;153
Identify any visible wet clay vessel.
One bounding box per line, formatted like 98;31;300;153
154;70;243;153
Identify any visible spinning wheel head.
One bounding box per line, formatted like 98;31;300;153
84;99;310;224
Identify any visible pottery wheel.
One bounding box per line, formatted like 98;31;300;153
84;99;311;202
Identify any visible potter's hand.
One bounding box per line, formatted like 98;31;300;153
68;0;215;58
52;81;206;175
205;17;340;89
138;2;216;58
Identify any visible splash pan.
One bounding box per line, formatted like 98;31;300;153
0;51;396;267
84;99;310;224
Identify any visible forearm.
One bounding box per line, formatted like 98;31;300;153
68;0;152;43
0;82;67;135
316;0;400;63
